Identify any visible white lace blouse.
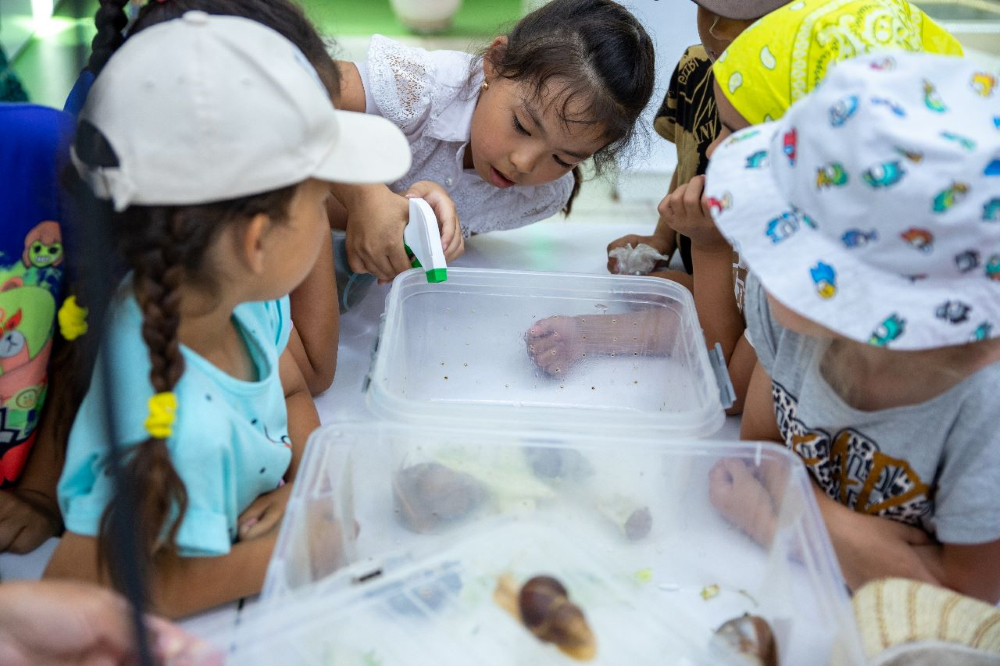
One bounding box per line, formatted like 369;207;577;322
356;35;574;237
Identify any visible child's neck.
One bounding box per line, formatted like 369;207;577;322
819;338;1000;412
175;283;257;382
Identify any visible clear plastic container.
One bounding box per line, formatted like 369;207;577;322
365;268;727;438
208;522;733;665
260;422;865;665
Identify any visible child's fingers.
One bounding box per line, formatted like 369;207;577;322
525;324;555;341
345;240;370;275
148;616;223;665
528;336;561;360
237;495;268;527
656;193;675;224
387;244;413;279
444;226;465;262
242;506;282;540
682;177;706;219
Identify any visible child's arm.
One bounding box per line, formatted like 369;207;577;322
0;413;63;552
0;344;75;553
816;492;1000;603
288;228;339;395
44;530;280;620
237;347;320;541
668;175;753;414
0;580;213;662
738;361;1000;604
329;62;463;282
525;310;679;376
279;345;319;482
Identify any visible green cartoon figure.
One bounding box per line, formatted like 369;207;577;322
21;221;63;269
870;314;906;347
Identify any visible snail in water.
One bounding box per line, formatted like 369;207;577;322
494;574;597;661
392;462;485;533
712;614;778;666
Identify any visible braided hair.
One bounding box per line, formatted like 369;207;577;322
94;188;296;586
85;0;340;100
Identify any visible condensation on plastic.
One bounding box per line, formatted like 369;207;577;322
366;268;725;438
252;423;866;666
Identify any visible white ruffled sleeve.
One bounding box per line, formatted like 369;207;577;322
359;35;435;138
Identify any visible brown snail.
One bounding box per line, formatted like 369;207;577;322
495;574;597;661
392;462;485;533
712;614;778;666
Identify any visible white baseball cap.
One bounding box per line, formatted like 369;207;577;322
706;52;1000;350
74;11;411;211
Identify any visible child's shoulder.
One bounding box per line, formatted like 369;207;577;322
0;103;74;146
234;297;292;353
365;34;476;124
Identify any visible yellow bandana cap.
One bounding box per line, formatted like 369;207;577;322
713;0;963;125
145;392;178;439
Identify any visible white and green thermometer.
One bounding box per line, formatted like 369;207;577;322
403;197;448;284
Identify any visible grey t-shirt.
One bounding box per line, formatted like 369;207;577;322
746;274;1000;545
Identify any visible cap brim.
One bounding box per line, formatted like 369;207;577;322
313;110;412;185
691;0;785;20
706;125;998;350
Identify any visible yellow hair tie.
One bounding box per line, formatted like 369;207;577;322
145;392;178;439
57;296;88;341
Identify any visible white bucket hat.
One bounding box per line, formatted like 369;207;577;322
706;52;1000;350
74;11;412;211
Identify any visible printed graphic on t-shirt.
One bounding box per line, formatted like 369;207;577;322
0;221;62;486
772;380;931;526
653;45;719;185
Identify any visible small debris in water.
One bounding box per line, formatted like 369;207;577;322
701;584;721;601
738;589;760;607
634;568;654;584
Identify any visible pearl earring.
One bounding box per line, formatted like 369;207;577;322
481;81;489;92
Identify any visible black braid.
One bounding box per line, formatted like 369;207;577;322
98;209;191;590
86;0;130;76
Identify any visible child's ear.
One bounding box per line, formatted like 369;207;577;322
483;36;508;81
240;214;271;275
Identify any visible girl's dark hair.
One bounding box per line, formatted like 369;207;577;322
480;0;655;214
86;0;340;100
94;185;297;585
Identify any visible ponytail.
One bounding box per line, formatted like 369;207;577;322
87;0;130;76
98;208;189;587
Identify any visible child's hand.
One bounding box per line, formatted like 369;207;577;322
0;581;220;665
658;175;731;254
0;489;61;554
606;233;673;274
344;181;464;284
345;187;412;282
404;180;465;263
525;316;587;376
238;483;293;541
708;458;778;547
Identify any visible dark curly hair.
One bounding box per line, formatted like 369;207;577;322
477;0;656;214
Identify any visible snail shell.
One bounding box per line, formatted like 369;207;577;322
713;614;778;666
518;576;596;660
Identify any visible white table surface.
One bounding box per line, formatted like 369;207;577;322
0;221;740;634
